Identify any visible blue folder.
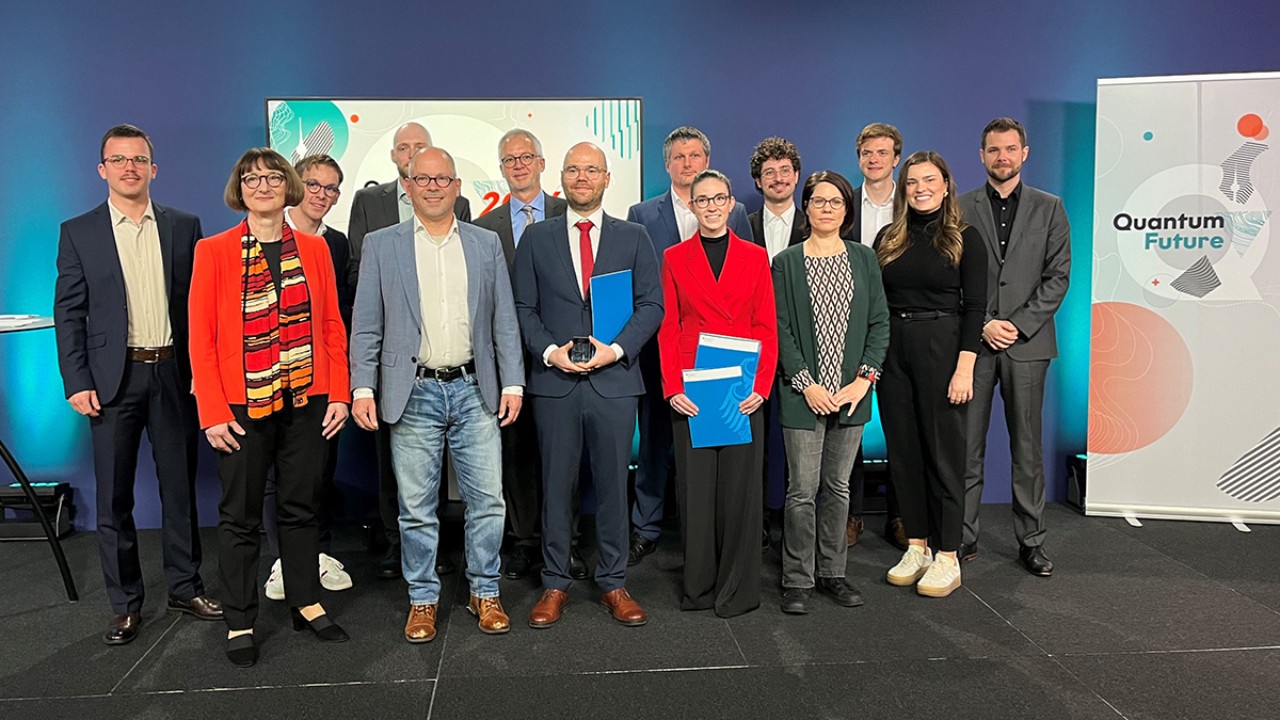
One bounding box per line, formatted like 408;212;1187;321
682;367;753;448
590;269;633;345
694;333;761;388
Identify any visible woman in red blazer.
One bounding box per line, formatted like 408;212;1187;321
658;169;778;617
189;148;351;667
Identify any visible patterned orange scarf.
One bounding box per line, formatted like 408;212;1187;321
240;219;313;419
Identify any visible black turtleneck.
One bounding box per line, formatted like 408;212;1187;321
700;232;729;280
875;208;987;353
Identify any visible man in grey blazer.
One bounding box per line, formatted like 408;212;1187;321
350;147;525;642
959;118;1071;577
473;129;574;580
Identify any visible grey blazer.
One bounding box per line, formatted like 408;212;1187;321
959;183;1071;361
349;219;524;424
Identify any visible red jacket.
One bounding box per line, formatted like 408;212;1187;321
658;230;778;399
189;224;350;429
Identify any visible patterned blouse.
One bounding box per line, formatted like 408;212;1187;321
791;252;854;395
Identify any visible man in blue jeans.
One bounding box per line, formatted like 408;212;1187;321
350;147;525;642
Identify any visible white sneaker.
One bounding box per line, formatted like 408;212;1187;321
917;553;962;598
264;558;285;601
886;545;932;586
319;553;353;591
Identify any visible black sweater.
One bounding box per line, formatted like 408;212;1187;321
875;208;987;353
700;232;728;280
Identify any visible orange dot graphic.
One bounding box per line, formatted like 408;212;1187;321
1237;113;1263;138
350;114;360;123
1256;125;1270;141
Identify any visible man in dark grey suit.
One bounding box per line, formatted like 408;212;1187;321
349;147;524;642
959;117;1071;577
346;121;470;578
472;129;571;580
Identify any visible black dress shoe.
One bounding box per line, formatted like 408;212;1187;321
103;613;142;645
226;633;258;668
379;544;402;579
816;577;865;607
780;588;811;615
504;545;541;580
167;595;223;620
290;607;350;642
959;542;979;564
569;546;590;580
1019;546;1054;577
627;534;657;567
436;556;458;576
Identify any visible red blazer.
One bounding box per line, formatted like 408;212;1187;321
189;224;350;429
658;230;778;399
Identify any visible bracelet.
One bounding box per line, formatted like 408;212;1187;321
857;364;881;384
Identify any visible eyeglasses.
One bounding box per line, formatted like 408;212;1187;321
501;153;541;168
859;149;894;159
562;165;604;179
809;197;846;210
692;194;730;209
103;155;151;167
760;167;795;180
242;173;286;189
409;174;457;189
304;179;340;198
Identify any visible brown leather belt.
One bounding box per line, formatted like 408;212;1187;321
127;346;175;363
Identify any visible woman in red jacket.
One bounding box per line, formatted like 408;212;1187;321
190;148;351;667
658;169;778;617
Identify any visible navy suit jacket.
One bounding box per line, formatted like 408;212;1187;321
626;190;753;265
512;213;663;399
54;201;202;405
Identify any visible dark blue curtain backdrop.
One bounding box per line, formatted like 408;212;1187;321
3;1;1278;529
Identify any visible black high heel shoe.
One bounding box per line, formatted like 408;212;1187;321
290;607;350;643
226;633;258;667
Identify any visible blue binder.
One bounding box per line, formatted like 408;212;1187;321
682;367;753;448
694;333;761;388
590;269;633;345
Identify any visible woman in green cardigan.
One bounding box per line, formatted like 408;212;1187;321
772;171;890;615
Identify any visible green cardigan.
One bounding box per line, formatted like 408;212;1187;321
772;240;889;429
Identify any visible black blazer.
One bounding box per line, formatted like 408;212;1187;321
54;201;202;404
346;179;471;289
321;226;354;332
471;192;569;268
512;213;663;400
747;206;809;251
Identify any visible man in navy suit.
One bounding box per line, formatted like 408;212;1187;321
54;124;221;645
514;142;663;628
624;126;752;565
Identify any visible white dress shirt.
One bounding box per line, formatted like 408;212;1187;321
762;203;796;261
670;187;699;243
108;200;171;347
860;182;895;247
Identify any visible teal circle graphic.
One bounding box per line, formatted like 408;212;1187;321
268;100;350;163
1143;131;1154;141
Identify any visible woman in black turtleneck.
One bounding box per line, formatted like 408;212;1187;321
657;169;778;618
873;151;986;599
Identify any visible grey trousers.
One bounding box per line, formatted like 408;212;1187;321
963;352;1049;548
782;416;864;589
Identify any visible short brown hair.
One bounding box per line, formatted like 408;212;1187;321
294;154;344;184
100;124;154;162
800;170;857;238
748;137;802;193
224;147;305;212
855;123;902;157
981;117;1027;148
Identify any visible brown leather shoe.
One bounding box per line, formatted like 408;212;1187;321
846;516;865;547
467;595;511;634
404;604;438;643
885;517;909;551
104;613;142;645
600;588;647;626
167;595;223;620
529;588;569;628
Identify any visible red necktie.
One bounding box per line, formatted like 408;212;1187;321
576;219;594;297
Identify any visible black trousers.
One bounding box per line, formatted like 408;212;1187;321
376;424;400;545
264;430;341;557
848;444;901;519
89;357;202;614
217;396;328;630
878;315;967;553
501;409;542;547
672;410;763;618
532;385;635;592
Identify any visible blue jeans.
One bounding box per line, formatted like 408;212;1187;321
389;374;505;605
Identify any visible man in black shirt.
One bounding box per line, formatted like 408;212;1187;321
958;118;1071;577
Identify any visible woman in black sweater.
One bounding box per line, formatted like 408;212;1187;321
873;151;986;598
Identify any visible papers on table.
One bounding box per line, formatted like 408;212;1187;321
0;315;53;333
590;270;632;345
